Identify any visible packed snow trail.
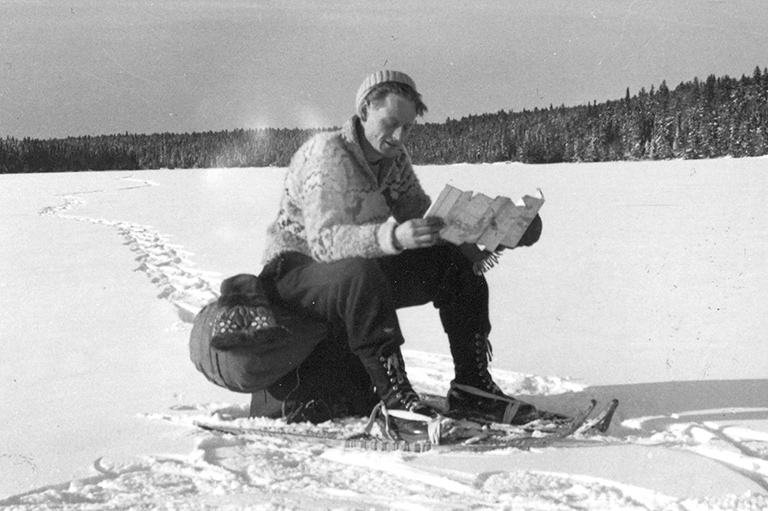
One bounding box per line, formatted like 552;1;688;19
39;176;219;319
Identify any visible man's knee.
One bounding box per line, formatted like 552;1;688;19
433;246;488;308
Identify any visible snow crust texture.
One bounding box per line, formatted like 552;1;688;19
4;402;768;511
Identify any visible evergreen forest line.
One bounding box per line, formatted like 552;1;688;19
2;67;767;174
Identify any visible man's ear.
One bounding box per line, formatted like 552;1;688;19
359;101;368;122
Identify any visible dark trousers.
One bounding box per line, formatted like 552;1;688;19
263;244;491;362
252;244;492;421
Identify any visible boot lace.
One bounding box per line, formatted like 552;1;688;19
474;334;503;394
383;353;421;410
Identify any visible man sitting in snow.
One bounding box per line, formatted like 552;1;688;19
255;70;542;424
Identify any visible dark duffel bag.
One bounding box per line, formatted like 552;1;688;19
189;273;328;393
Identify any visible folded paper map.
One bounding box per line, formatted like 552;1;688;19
425;185;544;252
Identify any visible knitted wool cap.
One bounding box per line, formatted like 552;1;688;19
355;70;417;116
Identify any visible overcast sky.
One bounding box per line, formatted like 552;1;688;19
2;0;767;139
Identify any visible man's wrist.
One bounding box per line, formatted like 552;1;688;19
392;227;403;250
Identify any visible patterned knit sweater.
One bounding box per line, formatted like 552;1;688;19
262;116;432;264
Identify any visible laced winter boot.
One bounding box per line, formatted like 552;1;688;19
447;333;544;425
362;348;436;417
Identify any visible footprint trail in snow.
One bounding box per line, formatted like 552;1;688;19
39;176;219;321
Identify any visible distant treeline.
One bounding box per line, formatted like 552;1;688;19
2;67;767;174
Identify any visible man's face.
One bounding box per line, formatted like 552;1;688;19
360;93;418;159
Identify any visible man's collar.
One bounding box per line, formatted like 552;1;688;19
344;115;383;166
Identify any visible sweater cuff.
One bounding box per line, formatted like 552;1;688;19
378;218;403;255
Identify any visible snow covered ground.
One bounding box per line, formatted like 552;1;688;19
1;157;767;510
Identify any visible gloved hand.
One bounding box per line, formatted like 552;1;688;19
516;214;542;247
